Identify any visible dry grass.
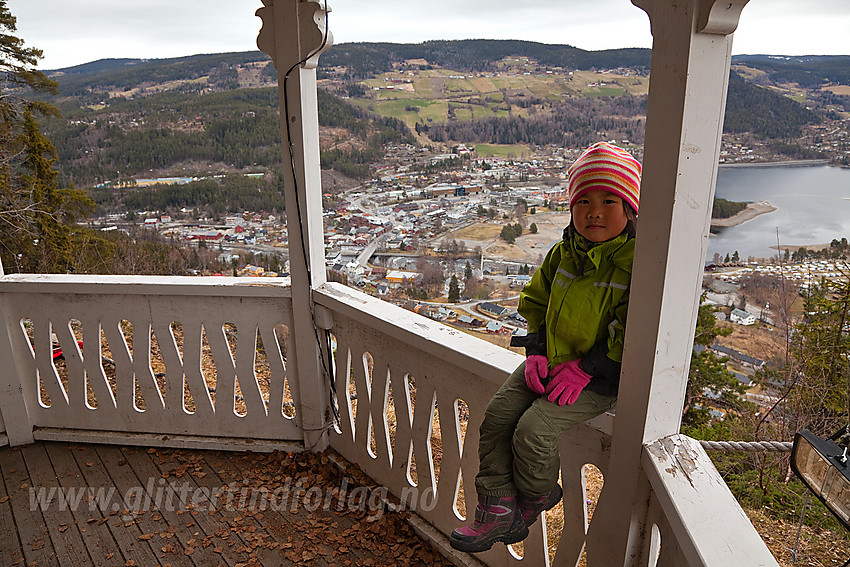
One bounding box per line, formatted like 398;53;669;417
714;320;789;364
823;84;850;96
448;222;503;241
747;506;849;567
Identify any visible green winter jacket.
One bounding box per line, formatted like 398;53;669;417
516;226;634;396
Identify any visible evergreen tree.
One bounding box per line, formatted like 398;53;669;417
500;222;523;244
464;260;473;281
712;198;747;219
786;278;850;435
448;274;460;302
0;1;93;272
682;297;746;429
530;222;538;234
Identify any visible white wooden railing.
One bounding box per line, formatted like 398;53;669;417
0;275;777;566
315;282;778;566
0;275;302;450
316;282;752;567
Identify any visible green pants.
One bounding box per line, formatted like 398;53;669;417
475;360;617;499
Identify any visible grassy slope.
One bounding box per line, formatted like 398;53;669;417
345;64;649;133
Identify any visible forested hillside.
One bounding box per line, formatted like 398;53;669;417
731;54;850;88
31;40;845;197
90;175;288;219
44;85;412;191
423;94;646;147
47;51;274;103
723;72;819;138
319;40;652;78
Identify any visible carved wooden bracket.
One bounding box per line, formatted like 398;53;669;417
256;0;333;70
632;0;749;36
696;0;749;35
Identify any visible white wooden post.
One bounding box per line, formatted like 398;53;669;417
0;262;35;446
256;0;333;450
585;1;749;564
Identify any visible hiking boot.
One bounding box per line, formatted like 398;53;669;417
518;484;563;527
450;494;529;553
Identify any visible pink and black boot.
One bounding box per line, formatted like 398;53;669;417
517;484;563;527
450;494;529;553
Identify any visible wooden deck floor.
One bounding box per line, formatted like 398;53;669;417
0;441;454;567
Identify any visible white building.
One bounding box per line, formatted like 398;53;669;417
730;308;756;325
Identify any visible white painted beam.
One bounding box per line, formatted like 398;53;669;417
0;274;292;296
0;283;34;446
586;1;750;564
257;0;333;451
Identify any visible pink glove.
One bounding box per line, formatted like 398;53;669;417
524;355;548;394
545;359;591;406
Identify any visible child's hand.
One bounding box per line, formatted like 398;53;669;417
524;355;548;394
546;359;591;405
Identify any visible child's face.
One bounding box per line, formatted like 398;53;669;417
571;190;630;242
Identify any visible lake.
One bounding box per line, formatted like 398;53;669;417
707;164;850;260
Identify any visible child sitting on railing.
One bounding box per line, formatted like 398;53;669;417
450;142;641;553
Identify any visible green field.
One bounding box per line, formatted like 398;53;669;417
354;97;449;130
450;102;503;121
584;85;628;97
474;143;531;158
353;67;649;129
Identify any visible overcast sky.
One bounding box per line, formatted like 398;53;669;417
6;0;850;71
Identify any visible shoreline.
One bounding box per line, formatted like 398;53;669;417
710;201;776;229
770;242;832;253
719;159;831;169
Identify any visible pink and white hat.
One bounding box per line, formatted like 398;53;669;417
567;142;642;213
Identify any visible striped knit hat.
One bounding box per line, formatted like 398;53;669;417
567;142;642;213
